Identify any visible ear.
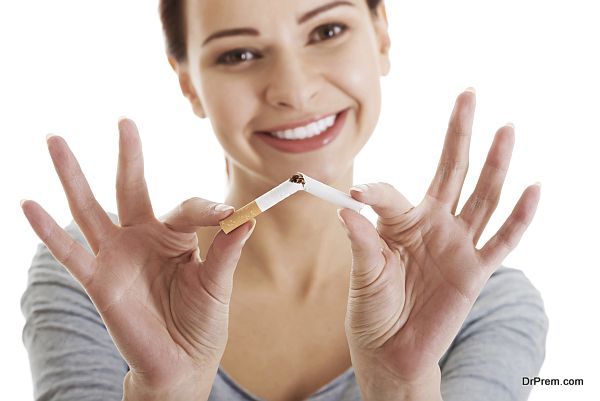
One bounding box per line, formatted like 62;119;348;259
167;55;207;119
371;2;391;76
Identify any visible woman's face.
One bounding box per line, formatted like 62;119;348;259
174;0;390;185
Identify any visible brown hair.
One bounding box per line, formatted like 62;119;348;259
159;0;383;64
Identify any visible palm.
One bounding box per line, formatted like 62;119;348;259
21;119;252;389
88;223;228;385
372;197;489;376
342;89;541;381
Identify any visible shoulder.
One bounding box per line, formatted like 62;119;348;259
440;264;549;362
468;265;547;325
439;266;549;399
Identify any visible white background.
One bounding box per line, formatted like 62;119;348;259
1;0;598;399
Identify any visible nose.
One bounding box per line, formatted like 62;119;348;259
265;50;320;110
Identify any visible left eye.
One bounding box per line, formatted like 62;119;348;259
310;23;348;43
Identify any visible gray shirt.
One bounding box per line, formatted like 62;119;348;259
21;213;548;400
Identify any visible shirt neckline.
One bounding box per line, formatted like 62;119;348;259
217;365;355;401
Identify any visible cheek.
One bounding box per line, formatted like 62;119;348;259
324;30;381;98
199;73;258;143
324;35;382;132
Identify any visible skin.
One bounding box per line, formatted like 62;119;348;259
339;96;541;399
21;0;541;400
171;0;391;295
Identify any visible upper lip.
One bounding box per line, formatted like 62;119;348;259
258;109;344;132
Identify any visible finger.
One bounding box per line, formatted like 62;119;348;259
21;200;95;287
337;208;386;286
350;182;413;222
478;183;541;271
160;197;236;233
116;118;154;226
200;219;256;304
46;135;116;255
426;88;476;213
459;124;515;245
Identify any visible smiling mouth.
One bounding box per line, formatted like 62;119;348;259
253;108;349;153
257;110;344;141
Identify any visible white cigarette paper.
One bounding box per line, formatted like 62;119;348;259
300;174;365;213
219;172;365;234
219;180;303;234
256;180;303;211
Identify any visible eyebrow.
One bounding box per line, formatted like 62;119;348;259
201;0;355;47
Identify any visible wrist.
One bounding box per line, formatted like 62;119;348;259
122;367;217;401
353;362;442;401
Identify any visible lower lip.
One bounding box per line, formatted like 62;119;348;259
255;109;348;153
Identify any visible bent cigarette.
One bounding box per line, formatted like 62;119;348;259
219;172;366;234
301;173;365;213
219;179;303;234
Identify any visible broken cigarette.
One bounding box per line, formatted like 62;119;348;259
301;173;365;213
219;172;366;234
218;178;303;234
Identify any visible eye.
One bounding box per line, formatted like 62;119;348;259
216;48;262;66
309;23;348;43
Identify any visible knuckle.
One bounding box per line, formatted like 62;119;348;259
487;160;509;175
470;195;485;210
116;177;146;193
470;193;497;210
438;159;468;182
181;196;203;208
378;182;397;192
179;197;213;214
498;231;517;251
62;240;77;265
440;158;468;172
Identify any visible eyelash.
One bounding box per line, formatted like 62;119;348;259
215;22;349;66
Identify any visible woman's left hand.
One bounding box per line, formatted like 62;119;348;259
338;88;541;393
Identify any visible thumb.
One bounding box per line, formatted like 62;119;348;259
200;218;256;302
159;197;236;233
349;182;413;222
337;208;386;288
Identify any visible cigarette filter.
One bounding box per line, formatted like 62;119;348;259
218;172;366;234
219;180;303;234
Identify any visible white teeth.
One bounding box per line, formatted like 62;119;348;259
269;114;336;140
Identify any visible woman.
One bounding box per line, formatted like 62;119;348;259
20;1;548;400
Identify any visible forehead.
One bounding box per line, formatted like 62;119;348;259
185;0;365;37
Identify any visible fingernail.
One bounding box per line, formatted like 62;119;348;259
241;219;256;244
337;209;351;236
20;199;27;208
336;208;346;225
533;181;542;189
464;86;476;94
46;133;57;142
505;122;515;129
350;184;369;193
214;203;235;213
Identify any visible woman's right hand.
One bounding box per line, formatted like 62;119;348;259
21;118;255;398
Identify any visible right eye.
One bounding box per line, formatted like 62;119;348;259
216;49;261;65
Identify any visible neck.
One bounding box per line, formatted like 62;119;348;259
224;163;355;300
